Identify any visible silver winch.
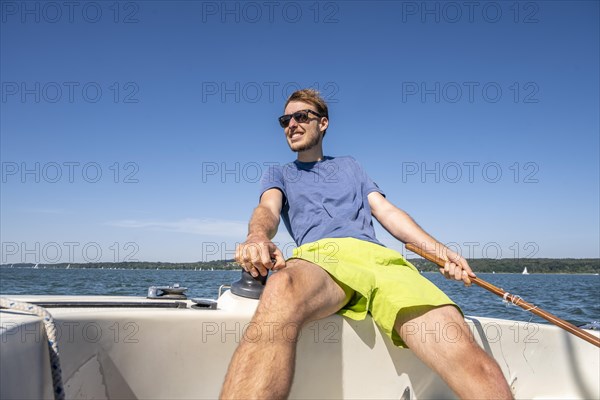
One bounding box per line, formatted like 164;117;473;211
147;283;188;299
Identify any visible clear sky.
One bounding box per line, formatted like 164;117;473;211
1;1;598;263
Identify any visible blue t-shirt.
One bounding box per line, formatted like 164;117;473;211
259;156;384;246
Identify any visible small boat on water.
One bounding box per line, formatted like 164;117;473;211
522;267;529;275
1;279;599;400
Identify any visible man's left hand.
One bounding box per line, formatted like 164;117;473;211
440;252;476;286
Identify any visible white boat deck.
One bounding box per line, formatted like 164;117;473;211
1;292;599;399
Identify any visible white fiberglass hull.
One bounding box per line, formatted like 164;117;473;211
1;291;599;400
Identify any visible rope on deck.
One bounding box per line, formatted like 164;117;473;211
0;297;65;400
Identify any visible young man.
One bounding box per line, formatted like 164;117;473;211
221;89;512;399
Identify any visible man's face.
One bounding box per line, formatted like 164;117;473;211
282;101;328;153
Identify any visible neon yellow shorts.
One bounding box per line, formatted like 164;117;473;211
290;237;461;347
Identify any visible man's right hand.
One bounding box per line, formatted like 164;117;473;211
235;235;286;277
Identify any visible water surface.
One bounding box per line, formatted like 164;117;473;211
1;268;598;326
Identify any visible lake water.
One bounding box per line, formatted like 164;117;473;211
1;268;598;327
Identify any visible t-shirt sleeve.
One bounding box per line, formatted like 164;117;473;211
259;164;286;201
349;157;385;197
365;174;384;197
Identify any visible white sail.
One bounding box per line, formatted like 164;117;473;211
522;267;529;275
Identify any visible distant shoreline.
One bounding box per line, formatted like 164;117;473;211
1;258;598;274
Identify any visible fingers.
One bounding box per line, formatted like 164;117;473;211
235;243;258;277
235;240;284;277
247;243;268;277
235;242;260;277
458;269;472;286
270;247;286;270
440;257;475;287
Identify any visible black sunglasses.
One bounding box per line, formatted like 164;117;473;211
278;109;322;128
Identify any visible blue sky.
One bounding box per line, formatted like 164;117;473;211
1;1;598;263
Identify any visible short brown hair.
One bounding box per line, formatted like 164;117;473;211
284;89;329;136
285;89;329;118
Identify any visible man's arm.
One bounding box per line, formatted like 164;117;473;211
368;191;475;285
236;188;286;277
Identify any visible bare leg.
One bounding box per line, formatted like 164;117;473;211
220;259;351;399
395;305;513;399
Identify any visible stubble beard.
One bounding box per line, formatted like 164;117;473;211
289;131;322;153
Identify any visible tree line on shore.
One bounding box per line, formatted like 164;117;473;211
1;258;599;273
409;258;599;274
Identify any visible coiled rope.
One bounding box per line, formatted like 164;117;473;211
0;297;65;400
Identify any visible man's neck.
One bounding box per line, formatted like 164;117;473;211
296;146;324;163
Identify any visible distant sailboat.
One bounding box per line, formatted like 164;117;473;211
522;267;529;275
33;263;39;269
66;264;70;269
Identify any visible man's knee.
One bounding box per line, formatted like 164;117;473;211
263;269;294;297
258;269;304;318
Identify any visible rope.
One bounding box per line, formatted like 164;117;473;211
0;297;65;400
502;292;539;312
